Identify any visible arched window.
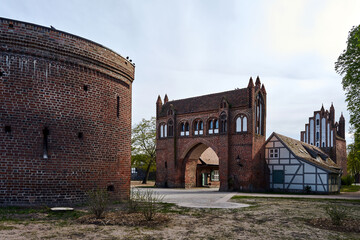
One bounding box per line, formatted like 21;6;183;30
159;123;167;138
214;119;219;134
194;120;204;136
236;115;248;132
208;119;218;134
220;113;227;133
185;122;189;136
255;93;264;135
180;122;189;136
180;122;185;136
168;120;174;137
209;120;213;134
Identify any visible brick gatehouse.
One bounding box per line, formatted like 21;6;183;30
156;77;269;191
0;18;134;206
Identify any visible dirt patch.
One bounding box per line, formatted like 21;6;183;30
77;211;170;227
308;218;360;233
1;198;360;239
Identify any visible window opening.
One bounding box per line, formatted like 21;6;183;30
269;149;278;158
273;170;284;184
4;125;11;133
185;122;189;136
43;127;49;159
180;122;185;136
168;120;174;137
214;119;219;134
78;132;83;139
211;170;219;181
116;96;120;118
107;185;114;192
83;85;88;91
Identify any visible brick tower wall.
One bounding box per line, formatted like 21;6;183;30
0;18;134;206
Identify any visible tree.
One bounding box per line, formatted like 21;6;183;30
335;24;360;178
335;24;360;131
131;117;156;184
347;131;360;177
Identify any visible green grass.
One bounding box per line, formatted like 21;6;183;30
0;206;85;223
340;185;360;192
231;195;360;203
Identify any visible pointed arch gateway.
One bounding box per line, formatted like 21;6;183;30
181;140;223;188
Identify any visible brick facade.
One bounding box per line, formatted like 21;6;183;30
300;105;347;175
156;77;269;191
0;18;134;206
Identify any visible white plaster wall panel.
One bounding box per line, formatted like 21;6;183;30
288;184;303;190
265;149;268;158
274;141;284;147
292;175;303;184
317;169;325;174
279;148;289;158
266;142;274;148
304;163;315;173
269;175;272;183
273;184;284;189
269;168;272;174
319;174;327;183
280;159;289;164
290;159;300;164
285;165;298;174
290;154;296;159
285;175;293;183
274;165;283;170
323;184;328;192
269;160;279;165
305;174;316;184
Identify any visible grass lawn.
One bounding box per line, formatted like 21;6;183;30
340;184;360;192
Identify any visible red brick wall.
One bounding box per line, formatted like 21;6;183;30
0;18;134;206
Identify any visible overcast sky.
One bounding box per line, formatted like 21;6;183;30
2;0;360;143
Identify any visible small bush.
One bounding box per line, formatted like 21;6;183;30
341;175;354;186
304;185;312;193
138;189;164;221
87;189;109;219
324;203;348;225
128;188;141;212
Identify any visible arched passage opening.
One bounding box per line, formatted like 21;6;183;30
183;143;220;188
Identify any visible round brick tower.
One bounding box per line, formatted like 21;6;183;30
0;18;134;206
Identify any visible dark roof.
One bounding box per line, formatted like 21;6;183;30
159;88;249;117
270;133;341;174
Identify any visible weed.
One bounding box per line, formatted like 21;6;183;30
324;203;348;225
138;190;164;221
87;189;109;219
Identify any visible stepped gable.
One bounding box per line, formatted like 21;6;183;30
274;133;340;173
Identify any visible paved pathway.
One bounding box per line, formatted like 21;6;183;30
135;187;250;209
134;187;360;209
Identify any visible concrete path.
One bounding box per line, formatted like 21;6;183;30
133;187;360;209
135;187;250;209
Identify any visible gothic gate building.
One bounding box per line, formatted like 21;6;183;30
155;77;269;191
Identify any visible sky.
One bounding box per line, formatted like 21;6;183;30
2;0;360;143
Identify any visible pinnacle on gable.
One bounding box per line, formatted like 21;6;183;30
164;94;169;104
156;95;162;104
247;77;254;88
261;84;266;94
255;76;261;86
321;104;324;112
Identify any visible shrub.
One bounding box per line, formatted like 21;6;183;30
324;203;348;225
87;189;109;219
138;189;164;221
304;185;312;193
341;175;354;186
128;188;142;212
